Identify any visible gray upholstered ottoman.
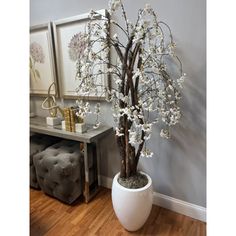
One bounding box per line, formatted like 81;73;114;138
30;134;61;189
33;140;84;204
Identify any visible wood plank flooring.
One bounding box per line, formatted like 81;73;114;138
30;187;206;236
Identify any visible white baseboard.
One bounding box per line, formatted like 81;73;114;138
99;175;206;222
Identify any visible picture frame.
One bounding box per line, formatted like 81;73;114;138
30;23;58;96
52;9;110;100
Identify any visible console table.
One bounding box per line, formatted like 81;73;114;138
30;116;113;203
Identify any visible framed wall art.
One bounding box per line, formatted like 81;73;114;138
52;9;110;100
30;23;58;96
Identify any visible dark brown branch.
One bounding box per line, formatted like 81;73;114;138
120;35;135;96
112;21;129;38
135;117;145;166
116;131;126;178
130;43;141;70
113;43;124;62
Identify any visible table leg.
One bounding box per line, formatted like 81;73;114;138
83;142;90;203
83;142;100;203
95;140;101;185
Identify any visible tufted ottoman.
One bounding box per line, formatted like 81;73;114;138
33;140;84;204
30;134;61;189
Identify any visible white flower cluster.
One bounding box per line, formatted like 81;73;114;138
108;0;121;14
116;127;124;136
75;100;91;119
177;73;186;88
160;129;171;139
133;18;153;44
129;128;143;146
141;148;153;158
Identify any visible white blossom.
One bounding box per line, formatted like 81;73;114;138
144;4;152;13
115;127;124;136
113;33;118;40
141;148;153;158
114;78;122;85
167;42;176;56
129;130;143;146
108;0;121;13
160;129;171;139
75;100;91;119
177;73;186;88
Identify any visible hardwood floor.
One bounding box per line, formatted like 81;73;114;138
30;187;206;236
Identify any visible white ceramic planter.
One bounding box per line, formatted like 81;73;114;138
112;172;153;231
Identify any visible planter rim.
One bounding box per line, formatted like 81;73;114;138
113;171;152;192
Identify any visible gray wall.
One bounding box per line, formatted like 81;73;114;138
30;0;206;207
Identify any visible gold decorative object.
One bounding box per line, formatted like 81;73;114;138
41;82;64;117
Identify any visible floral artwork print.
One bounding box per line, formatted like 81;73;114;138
68;32;87;61
30;42;45;80
68;32;88;79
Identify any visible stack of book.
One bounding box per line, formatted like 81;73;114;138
63;107;76;132
70;108;76;132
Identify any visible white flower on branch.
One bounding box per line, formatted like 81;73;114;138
112;103;121;118
89;51;98;61
121;107;132;120
127;19;134;31
123;96;129;104
169;107;181;126
113;33;118;40
142;123;152;140
160;129;171;139
75;100;91;119
133;28;145;44
177;73;186;88
167;42;177;56
144;4;152;13
142;123;152;133
141;148;153;158
115;127;124;136
129;130;143;146
114;78;122;85
108;0;121;13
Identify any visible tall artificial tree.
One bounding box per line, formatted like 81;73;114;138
75;0;186;178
